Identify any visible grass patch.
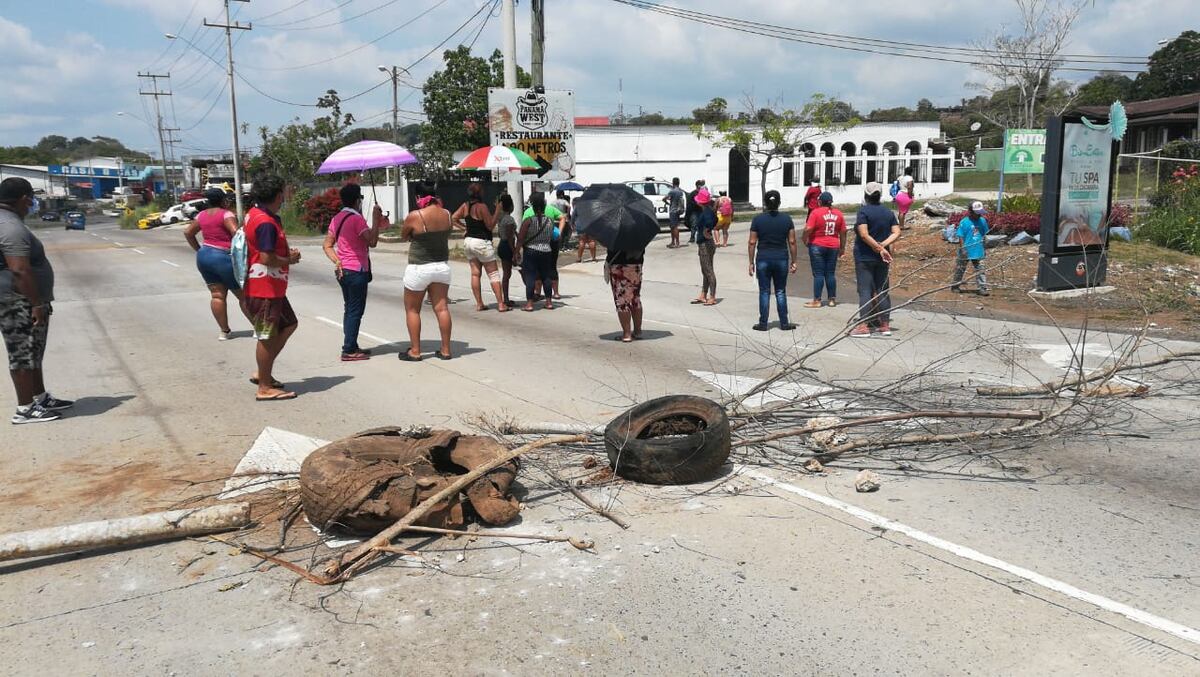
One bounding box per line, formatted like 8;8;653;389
119;205;158;230
1109;239;1200;268
954;171;1044;193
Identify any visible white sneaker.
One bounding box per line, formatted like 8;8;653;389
36;392;74;411
218;331;232;341
12;403;62;424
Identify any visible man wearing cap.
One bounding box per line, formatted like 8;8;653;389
0;177;72;423
850;181;901;337
952;201;990;296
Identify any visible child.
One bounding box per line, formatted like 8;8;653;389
952;201;990;296
715;190;733;247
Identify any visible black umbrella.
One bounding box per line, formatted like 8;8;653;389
572;183;659;252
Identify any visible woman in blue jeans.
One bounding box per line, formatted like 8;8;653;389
802;191;847;308
321;183;382;360
747;190;798;331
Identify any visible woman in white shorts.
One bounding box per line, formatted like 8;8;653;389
397;183;454;361
451;182;509;312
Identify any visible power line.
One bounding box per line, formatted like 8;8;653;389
147;0;202;70
259;0;415;32
239;0;451;71
256;0;353;28
249;0;315;22
611;0;1153;73
467;0;498;51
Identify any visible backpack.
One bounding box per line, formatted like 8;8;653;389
717;196;733;216
230;227;249;287
889;180;901;198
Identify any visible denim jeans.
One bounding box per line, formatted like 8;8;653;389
808;245;839;300
339;269;370;354
952;250;989;291
854;259;891;327
756;255;790;324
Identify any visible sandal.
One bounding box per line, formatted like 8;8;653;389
398;351;422;362
436;352;452;360
256;390;297;402
827;299;838;307
803;300;822;309
690;298;706;304
249;377;285;389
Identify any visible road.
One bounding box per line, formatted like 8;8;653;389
1;216;1198;675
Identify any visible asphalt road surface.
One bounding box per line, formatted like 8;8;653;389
2;216;1198;675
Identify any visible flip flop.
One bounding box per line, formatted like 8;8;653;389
256;390;297;402
398;352;422;362
497;305;511;313
436;352;452;360
249;377;285;388
690;299;705;304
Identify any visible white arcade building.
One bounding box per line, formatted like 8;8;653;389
571;120;955;207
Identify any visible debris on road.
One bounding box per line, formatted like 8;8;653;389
803;458;825;474
604;395;731;485
0;503;251;563
805;416;848;450
923;199;959;217
854;470;882;493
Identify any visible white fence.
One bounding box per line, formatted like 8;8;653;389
776;149;956;205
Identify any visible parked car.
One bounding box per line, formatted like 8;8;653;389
39;211;61;222
65;211;86;230
160;203;195;224
623;179;675;224
137;212;163;230
180;189;205;202
102;208;122;218
184;198;209;218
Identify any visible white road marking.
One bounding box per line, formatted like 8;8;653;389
161;260;179;268
112;241;124;246
745;468;1200;648
100;237;110;241
131;248;146;255
313;315;392;345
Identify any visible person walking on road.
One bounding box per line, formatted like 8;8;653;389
397;183;454;361
804;180;822;219
850;182;900;338
664;177;686;248
803;191;847;308
321;183;383;362
747;190;797;331
894;166;915;229
692;188;718;306
605;247;644;342
516;191;561;311
0;178;72;424
243;175;301;400
495;194;518;306
451;182;508;312
184;188;249;340
951;201;990;296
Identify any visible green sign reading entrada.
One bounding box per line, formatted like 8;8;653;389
1003;129;1047;174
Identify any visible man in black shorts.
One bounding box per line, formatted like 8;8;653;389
0;178;72;424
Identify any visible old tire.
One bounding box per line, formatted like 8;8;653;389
604;395;730;485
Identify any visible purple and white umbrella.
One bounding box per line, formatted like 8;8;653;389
316;140;418;174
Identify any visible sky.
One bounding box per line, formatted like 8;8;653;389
2;0;1197;158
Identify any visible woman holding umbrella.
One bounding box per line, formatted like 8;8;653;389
606;247;643;342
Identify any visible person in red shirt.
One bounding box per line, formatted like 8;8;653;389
243;174;301;401
803;180;822;217
802;192;847;308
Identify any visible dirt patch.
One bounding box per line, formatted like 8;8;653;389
639;414;706;439
0;460;197;515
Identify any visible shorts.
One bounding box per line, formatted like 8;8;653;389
196;245;240;290
717;213;732;229
669;211;682;227
895;191;913;215
463;236;497;263
497;240;515;263
0;295;51;371
403;261;452;292
245;296;297;341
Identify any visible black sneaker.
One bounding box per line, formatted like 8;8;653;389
752;323;769;331
12;403;61;424
977;289;990;297
950;286;963;293
37;393;74;411
780;323;797;331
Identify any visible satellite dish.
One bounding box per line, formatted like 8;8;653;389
969;122;982;132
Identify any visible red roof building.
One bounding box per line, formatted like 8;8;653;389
574;116;610;127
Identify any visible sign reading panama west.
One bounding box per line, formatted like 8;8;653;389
1003;129;1046;174
487;88;576;180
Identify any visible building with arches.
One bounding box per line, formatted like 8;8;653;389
572;119;955;207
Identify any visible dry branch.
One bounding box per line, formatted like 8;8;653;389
403;525;595;550
977;348;1200;397
732;409;1044;449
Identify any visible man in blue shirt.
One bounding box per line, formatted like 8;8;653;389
850;182;900;337
952;201;990;296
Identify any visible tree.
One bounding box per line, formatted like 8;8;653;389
312;89;356;160
1074;72;1135;107
692;97;730;125
699;94;858;204
970;0;1087;130
915;98;939;121
253;119;319;187
1132;31;1200;100
419;46;531;174
827;99;861;123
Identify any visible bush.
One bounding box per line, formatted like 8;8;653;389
1137;165;1200;254
1162;139;1200;161
999;193;1041;214
301;187;341;233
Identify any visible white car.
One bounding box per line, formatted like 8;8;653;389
184;198;209;217
623;179;676;223
160;203;195;224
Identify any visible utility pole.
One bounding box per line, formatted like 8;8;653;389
378;65;409;218
204;0;251;223
138;72;173;200
163;126;181;196
501;0;524;216
531;0;545;88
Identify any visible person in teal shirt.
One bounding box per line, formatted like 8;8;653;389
952;201;989;296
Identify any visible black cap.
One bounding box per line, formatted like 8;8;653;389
0;177;34;202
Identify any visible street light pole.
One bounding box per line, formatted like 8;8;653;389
502;0;524;216
202;0;251;223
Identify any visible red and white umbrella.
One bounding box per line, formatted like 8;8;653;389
454;145;539;171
